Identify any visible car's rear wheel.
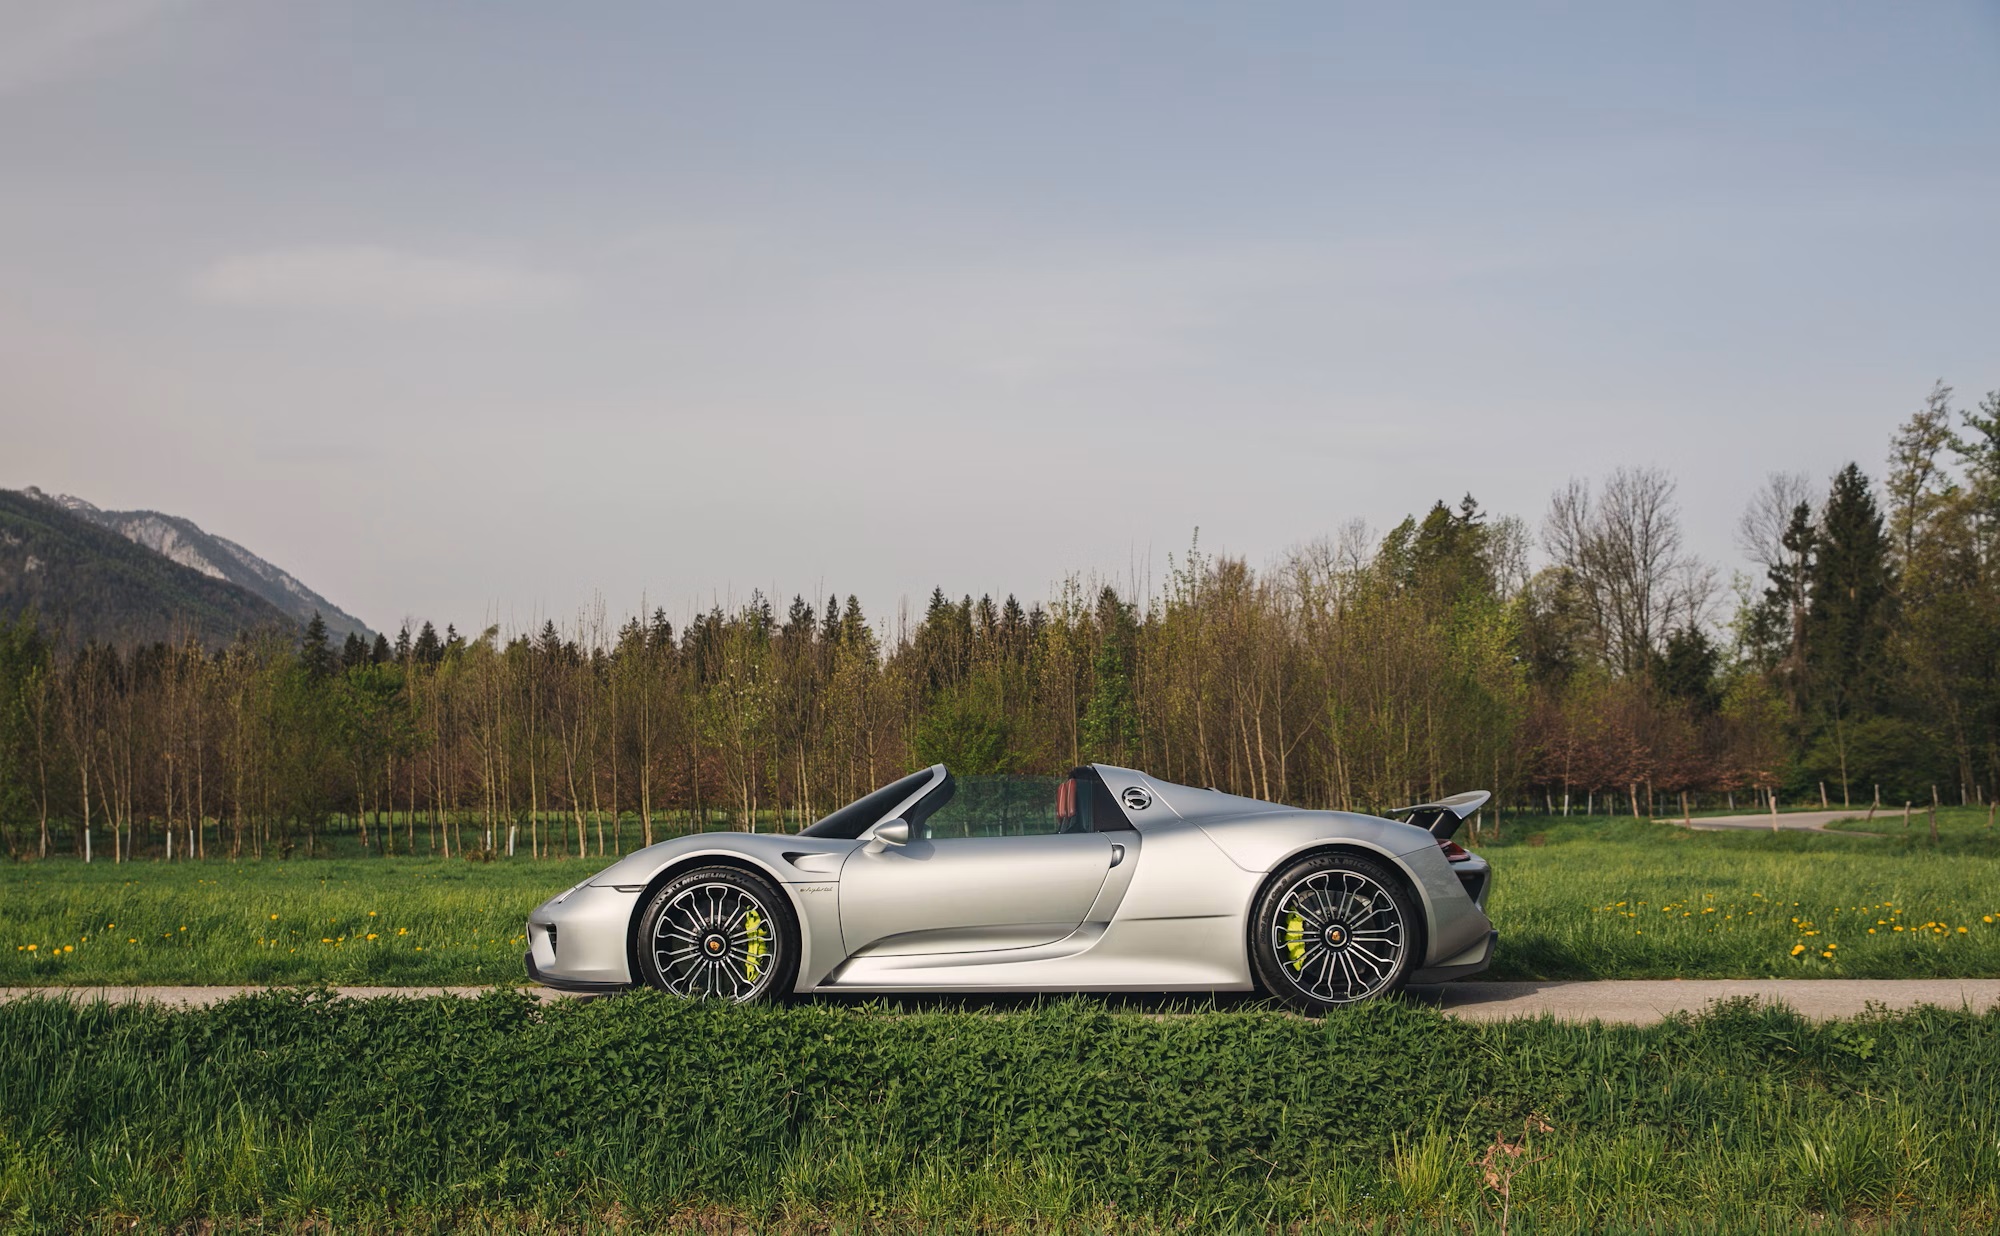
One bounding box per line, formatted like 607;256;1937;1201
635;866;797;1002
1251;853;1418;1012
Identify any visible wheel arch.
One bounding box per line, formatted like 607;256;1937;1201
624;852;807;984
1242;841;1432;980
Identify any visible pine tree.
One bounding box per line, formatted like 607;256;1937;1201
300;613;333;679
1810;466;1894;702
1081;587;1139;762
340;631;367;670
1757;502;1817;715
1659;625;1721;715
414;621;442;665
1806;464;1894;801
369;632;391;664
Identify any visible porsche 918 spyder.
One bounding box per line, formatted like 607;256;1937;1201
525;764;1495;1010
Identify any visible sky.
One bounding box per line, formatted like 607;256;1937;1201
5;1;1998;638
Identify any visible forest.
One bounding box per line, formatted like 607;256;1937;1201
1;382;1996;862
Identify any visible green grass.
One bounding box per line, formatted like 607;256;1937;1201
5;813;2000;986
0;856;603;986
1475;811;2000;979
0;992;1995;1232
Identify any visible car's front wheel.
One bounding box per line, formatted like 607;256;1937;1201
634;865;798;1002
1250;853;1419;1012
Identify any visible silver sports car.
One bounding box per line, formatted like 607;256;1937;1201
524;764;1495;1010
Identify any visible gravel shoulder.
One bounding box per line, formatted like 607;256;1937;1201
6;979;1999;1024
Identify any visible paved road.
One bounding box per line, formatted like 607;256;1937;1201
1411;979;2000;1022
1677;809;1871;833
5;980;1997;1024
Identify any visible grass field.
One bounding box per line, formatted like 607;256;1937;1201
4;811;2000;987
1;991;1995;1232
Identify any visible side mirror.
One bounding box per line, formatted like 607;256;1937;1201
865;818;911;854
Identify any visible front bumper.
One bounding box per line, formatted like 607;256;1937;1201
524;883;641;989
524;950;632;993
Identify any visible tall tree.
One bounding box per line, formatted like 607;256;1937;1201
1886;381;1957;565
1804;464;1893;801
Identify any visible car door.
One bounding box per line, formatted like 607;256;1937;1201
837;831;1116;956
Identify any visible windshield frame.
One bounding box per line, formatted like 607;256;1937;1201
797;765;948;839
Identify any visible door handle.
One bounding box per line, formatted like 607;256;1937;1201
1109;843;1125;868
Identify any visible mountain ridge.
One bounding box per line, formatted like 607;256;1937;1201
0;489;294;648
16;486;372;641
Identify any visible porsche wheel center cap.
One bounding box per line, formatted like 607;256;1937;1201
703;934;726;956
1324;925;1348;948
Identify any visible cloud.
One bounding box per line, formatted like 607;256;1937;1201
0;0;190;94
190;246;572;316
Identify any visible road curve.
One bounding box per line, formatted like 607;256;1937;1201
1676;809;1871;833
4;980;1998;1024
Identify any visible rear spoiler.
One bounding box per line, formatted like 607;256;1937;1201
1389;791;1490;840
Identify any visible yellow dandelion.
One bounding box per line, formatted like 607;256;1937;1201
127;938;136;943
1790;944;1806;956
1959;927;1969;934
63;945;72;953
398;928;408;936
270;914;280;921
26;944;36;952
366;933;378;941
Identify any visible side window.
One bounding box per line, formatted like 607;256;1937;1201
917;776;1061;839
915;771;1136;839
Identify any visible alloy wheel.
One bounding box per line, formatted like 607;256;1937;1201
649;880;778;1000
1269;867;1406;1004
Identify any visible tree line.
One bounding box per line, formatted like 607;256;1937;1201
1;383;1995;861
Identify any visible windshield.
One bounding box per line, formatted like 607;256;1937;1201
798;768;937;839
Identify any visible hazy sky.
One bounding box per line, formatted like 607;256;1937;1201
6;2;1998;637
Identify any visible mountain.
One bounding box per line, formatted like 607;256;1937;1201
0;489;294;648
15;487;372;641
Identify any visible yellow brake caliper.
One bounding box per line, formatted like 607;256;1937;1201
744;910;766;982
1285;912;1307;972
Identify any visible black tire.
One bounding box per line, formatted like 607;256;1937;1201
634;865;799;1002
1250;852;1420;1012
